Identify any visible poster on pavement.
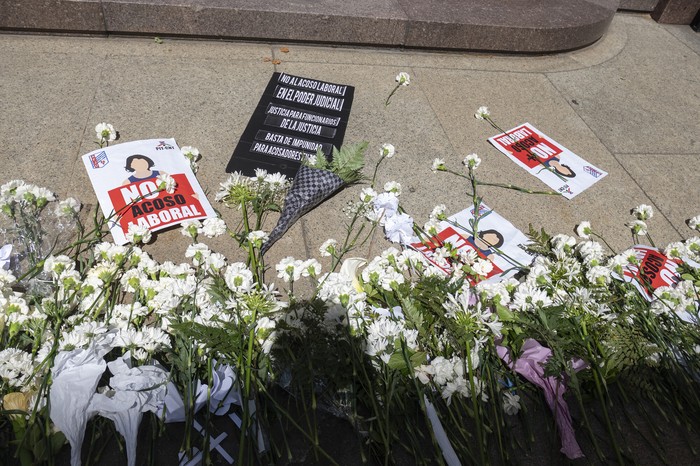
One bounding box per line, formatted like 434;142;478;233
410;203;534;283
82;138;216;245
488;123;607;199
226;72;354;179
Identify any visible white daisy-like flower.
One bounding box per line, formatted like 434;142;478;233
431;158;445;173
319;239;338;257
463;153;481;170
95;122;117;143
472;258;494;277
632;204;653;221
247;230;269;248
180;146;200;162
55;197;81;217
575;221;592;239
380;143;396;159
156;173;177;193
627;220;648;236
474;106;490;120
125;223;152;244
395;72;410;86
200;217;227;238
180;219;202;239
383;181;402;195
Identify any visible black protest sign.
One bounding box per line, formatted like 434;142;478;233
226;72;354;178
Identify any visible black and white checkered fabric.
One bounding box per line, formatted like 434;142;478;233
261;165;344;254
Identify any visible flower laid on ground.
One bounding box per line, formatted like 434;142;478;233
380;143;396;159
156;173;177;193
431;158;446;173
688;215;700;231
575;221;592;239
632;204;654;220
95;122;117;147
463;153;481;170
180;145;201;172
385;72;411;106
474;106;490;120
125;223;152;244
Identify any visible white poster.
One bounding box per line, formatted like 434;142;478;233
81;139;216;245
488;123;607;199
411;204;534;283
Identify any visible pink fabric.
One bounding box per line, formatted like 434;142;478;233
497;339;586;459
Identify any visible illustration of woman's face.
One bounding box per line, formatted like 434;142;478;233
130;158;151;172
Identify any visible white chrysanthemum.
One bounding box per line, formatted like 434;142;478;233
383;181;402;195
180;219;202;238
395;72;410;86
575;221;592;239
627;220;648;236
632;204;653;221
474;106;490;120
688;215;700;231
463;153;481;170
301;259;322;278
586;265;611;286
276;257;304;282
380;143;396;159
431;158;445;173
125;223;152;244
359;187;377;204
319;238;338;257
55;197;81;217
247;230;269;247
512;283;553;311
0;348;35;388
95;122;116;143
156;173;177;193
472;259;494;277
200;217;227;238
264;172;288;191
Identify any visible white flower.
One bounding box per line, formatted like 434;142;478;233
431;158;445;173
276;257;304;282
474;106;490;120
632;204;653;221
372;192;399;223
264;172;289;190
503;392;521;415
319;239;338;257
463;153;481;170
247;230;269;247
55;197;81;217
201;217;227;238
383;181;402;195
359;187;377;204
95;122;116;143
380;143;396;159
430;204;447;222
224;263;254;293
472;259;494;277
627;220;648;236
575;221;592;239
156;173;177;193
688;215;700;231
301;259;322;278
125;223;152;244
180;219;202;239
395;72;410;86
384;213;416;245
551;234;576;251
180;146;200;162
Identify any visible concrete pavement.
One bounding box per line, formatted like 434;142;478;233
1;10;700;465
0;12;699;275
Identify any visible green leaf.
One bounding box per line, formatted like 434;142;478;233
329;141;368;184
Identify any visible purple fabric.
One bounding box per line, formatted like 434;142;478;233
497;339;586;459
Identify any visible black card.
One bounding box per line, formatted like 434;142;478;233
226;72;354;179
